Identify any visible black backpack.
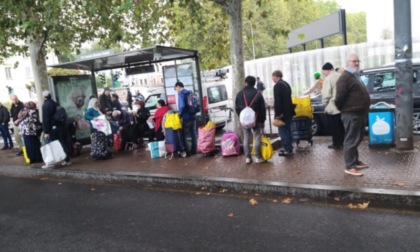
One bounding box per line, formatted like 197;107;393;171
53;106;67;124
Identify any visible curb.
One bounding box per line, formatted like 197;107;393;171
1;165;420;207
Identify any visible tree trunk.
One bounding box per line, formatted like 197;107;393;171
226;0;244;135
28;36;48;118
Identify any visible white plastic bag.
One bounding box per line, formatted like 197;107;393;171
91;115;112;135
41;140;66;166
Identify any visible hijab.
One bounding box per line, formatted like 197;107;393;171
88;98;103;114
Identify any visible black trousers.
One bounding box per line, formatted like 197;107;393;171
327;113;345;147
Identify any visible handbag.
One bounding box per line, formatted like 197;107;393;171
272;118;285;127
40;140;67;166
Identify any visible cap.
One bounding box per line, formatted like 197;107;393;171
322;62;334;70
314;71;321;78
42;90;50;97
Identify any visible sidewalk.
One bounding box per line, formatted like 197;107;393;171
1;136;420;206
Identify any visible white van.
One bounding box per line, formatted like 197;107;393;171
144;80;232;129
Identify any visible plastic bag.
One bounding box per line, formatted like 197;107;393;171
40;140;66;166
251;135;274;160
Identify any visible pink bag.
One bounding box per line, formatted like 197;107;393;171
221;131;240;156
197;126;216;153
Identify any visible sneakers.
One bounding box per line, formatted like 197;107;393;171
254;157;266;164
61;161;72;166
278;151;293;157
356;161;369;169
1;146;8;150
245;158;252;164
41;163;57;169
344;168;363;176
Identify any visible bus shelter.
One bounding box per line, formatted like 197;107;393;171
48;45;205;144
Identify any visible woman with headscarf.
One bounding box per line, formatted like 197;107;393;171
85;98;112;159
15;102;43;164
135;100;151;146
148;99;171;141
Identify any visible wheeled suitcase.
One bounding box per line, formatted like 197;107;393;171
290;116;313;146
91;131;113;159
164;128;187;159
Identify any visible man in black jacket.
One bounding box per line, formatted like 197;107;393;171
0;102;13;150
235;75;266;164
10;95;24;155
272;70;295;156
42;91;71;168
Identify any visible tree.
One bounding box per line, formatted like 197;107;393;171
0;0;167;108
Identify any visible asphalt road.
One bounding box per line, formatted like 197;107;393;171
1;176;419;252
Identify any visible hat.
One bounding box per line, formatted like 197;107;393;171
314;71;321;78
42;90;50;97
322;62;334;70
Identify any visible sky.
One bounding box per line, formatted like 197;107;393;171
333;0;419;42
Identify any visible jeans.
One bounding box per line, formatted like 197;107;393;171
243;123;262;158
278;118;293;153
181;119;197;154
341;113;367;168
0;124;13;148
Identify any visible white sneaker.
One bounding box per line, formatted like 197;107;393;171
246;158;252;164
61;161;72;166
254;157;266;164
41;163;56;169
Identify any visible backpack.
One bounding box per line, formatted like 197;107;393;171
239;90;259;129
221;131;240;156
164;111;182;130
186;91;200;114
53;106;67;124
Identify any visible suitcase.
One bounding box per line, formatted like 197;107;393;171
164;128;186;160
91;131;113;159
291;116;313;146
221;108;241;156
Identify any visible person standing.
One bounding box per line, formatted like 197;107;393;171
16;102;43;164
41;91;72;168
321;62;344;149
335;54;371;176
149;100;171;141
126;88;133;111
272;70;295;156
175;82;197;156
111;93;122;111
0;102;13;150
235;76;266;164
304;71;323;95
99;88;112;114
256;77;266;92
10;95;24;155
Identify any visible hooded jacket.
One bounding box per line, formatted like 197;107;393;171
177;89;196;121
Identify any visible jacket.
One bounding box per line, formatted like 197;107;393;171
235;86;266;123
10;101;24;122
335;70;371;114
177;89;195;121
273;80;295;120
111;99;122;111
99;94;112;113
321;71;341;115
42;98;58;134
0;105;10;125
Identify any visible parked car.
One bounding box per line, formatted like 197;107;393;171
311;61;420;135
144;80;232;129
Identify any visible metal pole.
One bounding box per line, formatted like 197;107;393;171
341;9;347;45
319;38;324;48
394;0;413;150
244;20;256;60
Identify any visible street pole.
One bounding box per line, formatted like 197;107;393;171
394;0;413;150
244;20;256;60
